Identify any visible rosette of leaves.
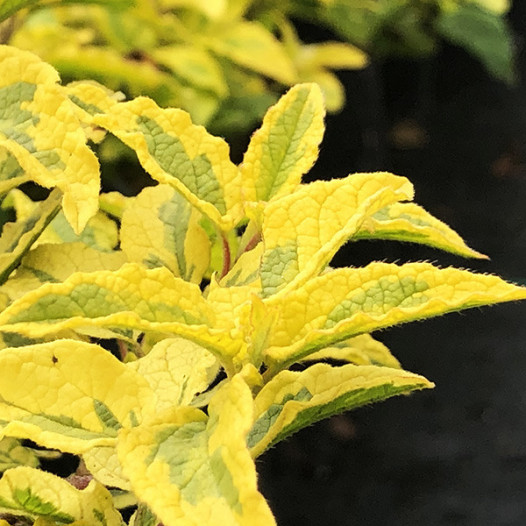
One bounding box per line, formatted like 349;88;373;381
0;46;525;525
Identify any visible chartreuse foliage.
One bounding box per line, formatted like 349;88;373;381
0;0;514;143
0;45;525;526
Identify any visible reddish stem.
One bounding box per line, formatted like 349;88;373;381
220;234;231;279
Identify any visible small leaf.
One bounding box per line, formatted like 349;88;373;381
0;147;29;196
205;21;296;84
0;466;122;525
120;184;211;283
0;437;39;472
0;340;155;453
355;201;487;258
0;45;100;233
266;262;526;367
0;189;61;286
248;362;432;457
117;375;276;526
94;97;243;229
260;172;414;296
298;41;368;70
241;83;325;203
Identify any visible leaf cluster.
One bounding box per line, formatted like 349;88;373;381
0;43;524;526
0;0;515;144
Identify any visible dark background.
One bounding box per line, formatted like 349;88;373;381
257;5;526;525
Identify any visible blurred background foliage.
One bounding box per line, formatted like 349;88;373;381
0;0;515;140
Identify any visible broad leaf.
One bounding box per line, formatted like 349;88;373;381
265;262;526;367
0;466;122;526
117;375;276;526
248;362;432;457
260;172;414;296
94;97;244;229
120;184;211;283
0;45;100;233
0;340;155;453
1;242;126;300
240;83;325;203
0;263;242;362
354;201;486;258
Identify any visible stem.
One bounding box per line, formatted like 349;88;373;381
220;233;231;279
243;231;262;254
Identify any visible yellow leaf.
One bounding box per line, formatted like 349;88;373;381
152;45;228;96
205;21;296;84
83;446;132;491
4;189;119;251
117;375;276;526
0;437;39;472
240;83;325;202
260;172;414;296
266;262;526;367
0;46;100;233
94;97;243;229
298;42;369;70
305;333;401;368
355;201;487;258
120;184;211;283
0;147;29;196
248;363;432;457
0;340;155;453
129;337;219;410
299;69;345;113
0;189;61;285
1;242;127;301
99;191;131;220
0;263;242;363
0;466;122;525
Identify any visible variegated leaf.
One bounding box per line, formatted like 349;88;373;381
265;262;526;367
260;172;414;296
0;189;61;285
0;340;155;453
120;184;210;283
355;202;487;258
0;45;100;233
0;263;242;364
248;363;432;457
117;375;276;526
240;83;325;203
0;466;122;526
128;337;219;410
93;97;243;230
